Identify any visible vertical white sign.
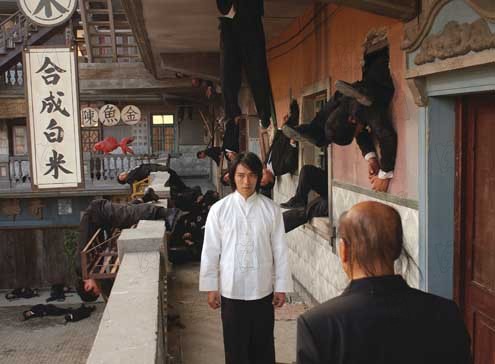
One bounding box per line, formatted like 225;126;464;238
24;47;83;189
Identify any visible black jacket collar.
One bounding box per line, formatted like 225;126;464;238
342;275;409;296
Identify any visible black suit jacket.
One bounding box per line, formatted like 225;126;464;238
266;129;298;176
216;0;264;18
297;275;471;364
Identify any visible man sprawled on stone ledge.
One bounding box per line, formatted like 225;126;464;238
75;199;181;302
281;165;328;233
117;163;204;211
118;163;187;199
282;30;396;192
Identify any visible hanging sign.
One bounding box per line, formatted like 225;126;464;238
81;107;99;127
99;104;120;126
121;105;141;125
24;46;83;189
17;0;78;27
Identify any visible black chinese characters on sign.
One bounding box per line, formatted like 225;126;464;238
36;56;66;85
33;0;69;18
37;56;73;179
44;150;73;179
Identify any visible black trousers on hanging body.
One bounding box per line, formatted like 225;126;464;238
293;165;328;204
219;14;272;127
283;197;328;233
221;293;275;364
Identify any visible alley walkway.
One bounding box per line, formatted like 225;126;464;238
0;293;103;364
167;262;308;364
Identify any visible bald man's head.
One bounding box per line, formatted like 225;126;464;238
338;201;403;277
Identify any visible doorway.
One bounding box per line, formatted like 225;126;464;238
455;93;495;363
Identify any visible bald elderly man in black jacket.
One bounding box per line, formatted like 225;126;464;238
296;201;471;364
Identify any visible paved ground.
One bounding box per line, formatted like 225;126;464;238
0;301;104;364
167;262;308;364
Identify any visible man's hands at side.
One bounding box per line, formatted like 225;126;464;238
207;291;221;309
272;292;286;308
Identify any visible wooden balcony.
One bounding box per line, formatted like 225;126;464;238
0;153;162;197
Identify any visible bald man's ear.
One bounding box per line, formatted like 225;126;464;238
338;238;348;261
338;238;352;278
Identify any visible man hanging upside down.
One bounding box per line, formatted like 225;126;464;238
282;36;396;192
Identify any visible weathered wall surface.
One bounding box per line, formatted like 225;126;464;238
0;228;78;289
267;5;419;199
268;4;420;302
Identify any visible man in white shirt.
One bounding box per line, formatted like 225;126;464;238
200;152;293;364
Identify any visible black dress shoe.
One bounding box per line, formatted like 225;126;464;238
335;80;372;106
143;187;159;203
280;197;306;209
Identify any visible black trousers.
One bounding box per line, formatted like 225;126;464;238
222;118;240;153
220;15;271;126
294;165;328;204
221;293;275;364
77;200;168;274
283;196;328;233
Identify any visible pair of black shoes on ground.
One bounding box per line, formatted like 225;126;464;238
5;287;39;300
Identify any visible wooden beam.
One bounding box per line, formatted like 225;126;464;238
120;0;157;77
317;0;418;21
78;62;191;88
160;52;220;81
78;0;93;62
106;0;118;63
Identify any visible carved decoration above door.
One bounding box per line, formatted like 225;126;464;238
415;18;495;65
402;0;495;52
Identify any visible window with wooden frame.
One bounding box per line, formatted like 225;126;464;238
151;114;175;153
81;128;101;153
300;90;327;170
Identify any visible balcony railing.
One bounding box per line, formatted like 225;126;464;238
6;153;162;190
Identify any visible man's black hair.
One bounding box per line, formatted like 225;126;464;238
75;278;99;302
117;175;127;185
229;152;263;192
196;150;206;158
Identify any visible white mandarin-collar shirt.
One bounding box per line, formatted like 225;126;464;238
199;190;293;300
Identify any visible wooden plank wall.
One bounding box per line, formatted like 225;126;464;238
0;228;78;289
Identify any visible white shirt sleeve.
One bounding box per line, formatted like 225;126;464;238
378;169;394;179
271;207;293;293
199;207;222;291
364;152;377;161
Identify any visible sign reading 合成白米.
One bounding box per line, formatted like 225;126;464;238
24;47;83;190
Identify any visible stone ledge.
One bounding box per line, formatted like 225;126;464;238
86;252;162;364
117;221;166;261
